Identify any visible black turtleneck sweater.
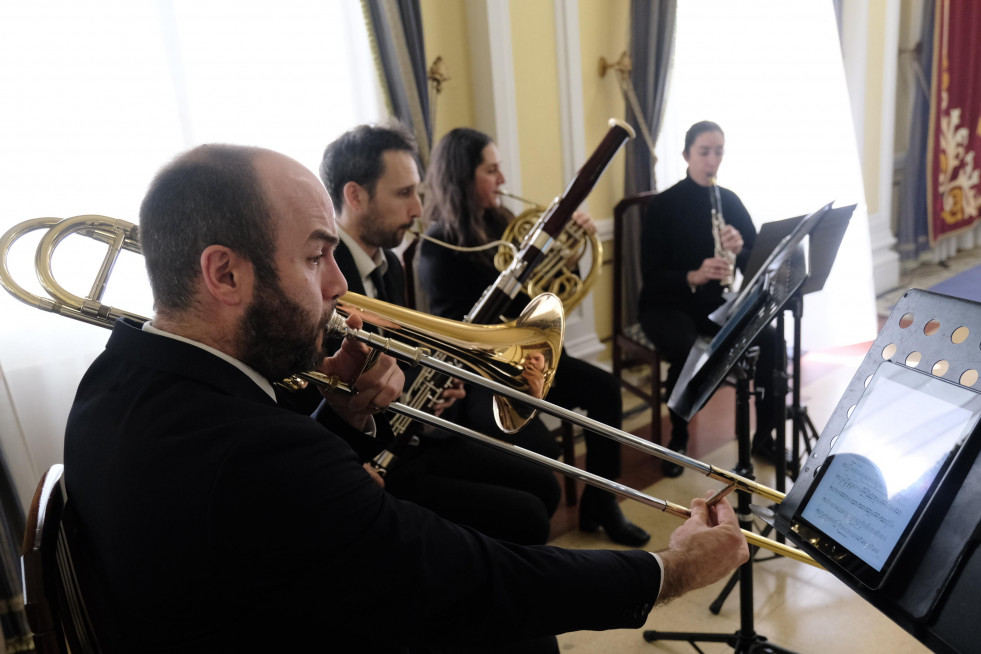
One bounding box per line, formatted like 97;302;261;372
638;175;756;321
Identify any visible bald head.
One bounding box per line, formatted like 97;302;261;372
140;145;290;316
253;149;337;239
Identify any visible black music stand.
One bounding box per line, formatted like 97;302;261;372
644;203;834;653
772;289;981;654
771;207;852;479
707;205;854;614
731;206;853;485
670;202;833;424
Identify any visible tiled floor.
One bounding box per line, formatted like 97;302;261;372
544;250;981;652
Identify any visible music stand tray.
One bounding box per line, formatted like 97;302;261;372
669;203;837;422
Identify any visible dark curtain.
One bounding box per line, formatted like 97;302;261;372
0;453;32;652
896;0;935;262
361;0;433;170
620;0;677;329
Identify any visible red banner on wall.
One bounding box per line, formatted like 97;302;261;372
927;0;981;245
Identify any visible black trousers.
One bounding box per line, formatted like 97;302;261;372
641;305;777;445
385;434;560;546
458;353;624;481
287;384;559;546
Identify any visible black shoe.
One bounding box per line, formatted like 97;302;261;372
661;450;685;478
661;429;688;478
752;433;776;462
579;487;651;547
752;434;792;465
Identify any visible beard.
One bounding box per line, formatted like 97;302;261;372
361;204;408;250
237;274;333;381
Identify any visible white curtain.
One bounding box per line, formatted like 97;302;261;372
655;0;878;354
0;1;382;508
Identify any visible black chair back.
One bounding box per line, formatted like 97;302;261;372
612;192;664;443
22;464;102;654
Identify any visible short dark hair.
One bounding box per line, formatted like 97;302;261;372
684;120;724;155
319;122;418;210
139;144;278;314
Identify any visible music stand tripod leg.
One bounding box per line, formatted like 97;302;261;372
788;293;822;480
643;350;799;654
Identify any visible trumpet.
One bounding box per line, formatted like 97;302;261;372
0;215;817;567
708;176;736;293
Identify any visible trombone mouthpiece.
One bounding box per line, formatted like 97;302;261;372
326;312;349;339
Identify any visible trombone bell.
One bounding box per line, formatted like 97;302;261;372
337;291;565;433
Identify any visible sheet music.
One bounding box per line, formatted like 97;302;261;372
800;366;978;570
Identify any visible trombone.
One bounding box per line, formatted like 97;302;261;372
0;215;818;567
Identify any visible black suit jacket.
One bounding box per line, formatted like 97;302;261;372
64;320;661;652
334;239;406;306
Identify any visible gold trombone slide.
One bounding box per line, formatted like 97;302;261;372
0;215;818;567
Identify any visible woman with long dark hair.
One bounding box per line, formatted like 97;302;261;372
418;127;650;548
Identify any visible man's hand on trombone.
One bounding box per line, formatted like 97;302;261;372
432;379;465;417
655;493;749;604
317;313;405;433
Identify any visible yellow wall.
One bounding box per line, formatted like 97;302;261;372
578;0;630;219
510;1;564;203
578;0;631;356
419;0;475;139
420;0;630;213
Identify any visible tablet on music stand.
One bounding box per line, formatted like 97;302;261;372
773;289;981;653
790;361;981;590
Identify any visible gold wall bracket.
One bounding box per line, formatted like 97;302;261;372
598;51;632;78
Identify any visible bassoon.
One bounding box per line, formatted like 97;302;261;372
371;118;635;474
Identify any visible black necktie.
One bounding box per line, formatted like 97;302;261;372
369;267;388;302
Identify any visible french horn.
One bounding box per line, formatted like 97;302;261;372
493;190;602;312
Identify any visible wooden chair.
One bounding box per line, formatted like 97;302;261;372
22;464;102;654
612;192;664;444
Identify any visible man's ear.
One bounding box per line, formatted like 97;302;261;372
342;180;368;213
199;245;254;307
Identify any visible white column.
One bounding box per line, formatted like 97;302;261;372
465;0;521;185
841;0;901;296
553;0;605;363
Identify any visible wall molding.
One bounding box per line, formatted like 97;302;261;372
841;0;900;296
552;0;604;361
466;0;522;194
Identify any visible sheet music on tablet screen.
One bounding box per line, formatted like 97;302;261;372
800;368;977;571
